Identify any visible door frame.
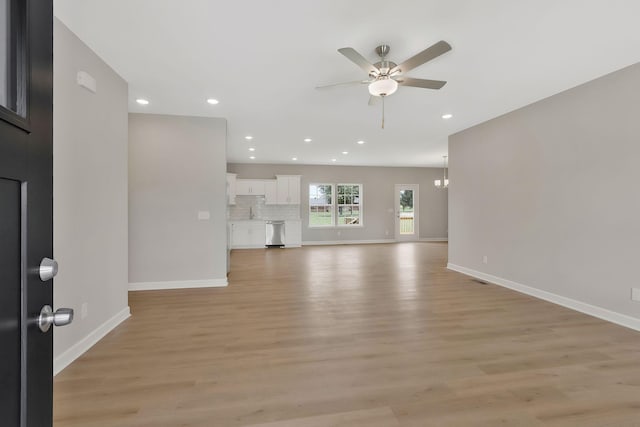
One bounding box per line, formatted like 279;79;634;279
394;184;419;241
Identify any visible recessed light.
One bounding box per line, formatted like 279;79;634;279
342;151;349;155
136;98;149;105
357;140;366;145
206;98;219;105
249;156;256;160
331;158;337;162
304;138;312;142
292;157;298;161
245;136;253;140
442;113;453;119
248;148;255;152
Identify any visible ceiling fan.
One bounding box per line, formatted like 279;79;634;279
317;41;452;128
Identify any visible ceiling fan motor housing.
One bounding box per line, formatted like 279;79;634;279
372;45;397;77
373;60;398;76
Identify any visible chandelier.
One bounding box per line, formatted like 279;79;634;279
434;155;449;189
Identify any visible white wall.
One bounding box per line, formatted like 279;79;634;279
228;163;448;242
449;62;640;329
128;113;228;288
53;19;130;373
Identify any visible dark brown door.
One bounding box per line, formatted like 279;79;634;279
0;1;59;426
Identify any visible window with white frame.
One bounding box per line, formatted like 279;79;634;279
309;183;334;227
337;184;362;226
308;183;362;227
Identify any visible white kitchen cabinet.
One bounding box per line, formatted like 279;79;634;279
235;180;251;195
226;173;237;205
229;221;266;248
284;220;302;247
276;175;301;204
264;180;277;204
236;179;266;196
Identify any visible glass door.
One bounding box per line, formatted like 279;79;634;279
395;184;419;241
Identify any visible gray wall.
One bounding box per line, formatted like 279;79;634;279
449;62;640;321
53;19;129;363
129;113;227;284
228;163;448;242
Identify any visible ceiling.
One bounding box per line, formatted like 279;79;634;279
54;0;640;167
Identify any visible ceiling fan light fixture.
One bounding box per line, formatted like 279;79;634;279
368;77;398;97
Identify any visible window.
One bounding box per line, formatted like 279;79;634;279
0;0;8;109
309;183;333;227
0;0;11;108
308;183;363;227
0;0;28;127
337;184;361;226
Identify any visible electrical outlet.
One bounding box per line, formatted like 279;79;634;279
81;302;88;319
631;288;640;302
482;255;488;264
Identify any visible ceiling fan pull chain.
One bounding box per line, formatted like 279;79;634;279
382;96;385;129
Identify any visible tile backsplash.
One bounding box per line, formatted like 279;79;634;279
228;196;300;220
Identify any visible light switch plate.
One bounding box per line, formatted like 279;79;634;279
197;211;210;220
77;71;97;93
632;288;640;302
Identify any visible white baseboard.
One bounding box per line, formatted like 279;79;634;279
128;278;228;291
303;239;395;246
54;306;131;376
303;238;447;246
447;263;640;332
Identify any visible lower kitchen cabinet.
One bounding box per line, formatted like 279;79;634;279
229;220;302;249
284;220;302;247
229;221;265;248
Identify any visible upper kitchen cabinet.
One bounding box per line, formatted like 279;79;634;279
264;180;277;205
236;179;266;196
227;173;237;205
276;175;301;205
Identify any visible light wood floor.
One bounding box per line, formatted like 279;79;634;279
54;243;640;426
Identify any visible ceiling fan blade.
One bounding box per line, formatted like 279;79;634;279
338;47;380;76
396;77;447;90
368;95;380;106
315;80;370;89
390;40;451;75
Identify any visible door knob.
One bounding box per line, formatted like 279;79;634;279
39;257;58;281
38;305;74;332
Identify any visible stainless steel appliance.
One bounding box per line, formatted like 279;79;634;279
265;220;285;247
